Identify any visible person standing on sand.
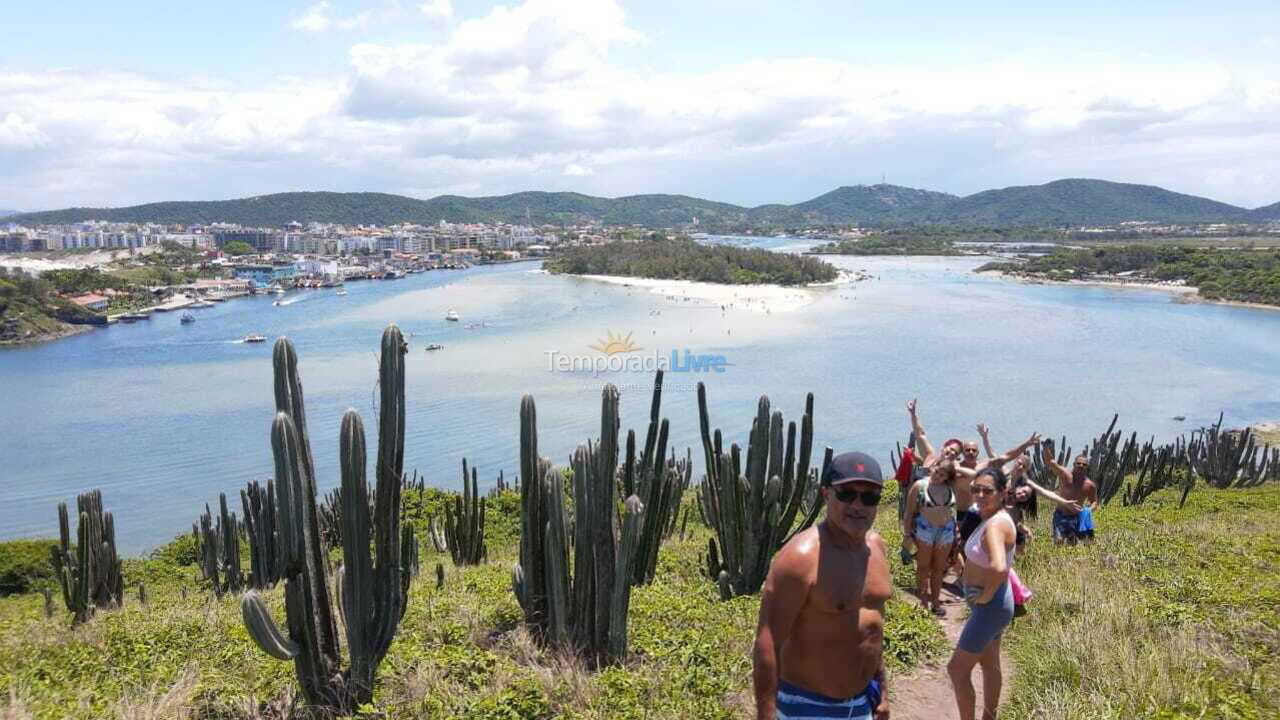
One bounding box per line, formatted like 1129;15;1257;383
948;466;1017;720
1040;446;1099;544
753;452;892;720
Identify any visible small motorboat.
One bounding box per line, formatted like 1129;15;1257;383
335;288;348;296
244;334;267;343
445;309;460;322
271;285;285;295
273;300;283;306
179;313;195;324
424;343;444;351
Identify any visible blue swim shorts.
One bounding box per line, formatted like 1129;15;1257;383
777;679;881;720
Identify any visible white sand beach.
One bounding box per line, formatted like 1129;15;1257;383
577;274;818;314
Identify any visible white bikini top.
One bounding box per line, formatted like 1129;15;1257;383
964;510;1015;569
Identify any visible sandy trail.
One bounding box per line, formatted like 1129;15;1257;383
889;582;1014;720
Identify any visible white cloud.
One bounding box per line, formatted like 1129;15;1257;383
4;0;1280;209
419;0;452;21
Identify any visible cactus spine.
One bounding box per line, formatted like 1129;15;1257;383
513;386;646;663
240;326;412;713
49;489;123;624
440;458;487;565
696;383;821;599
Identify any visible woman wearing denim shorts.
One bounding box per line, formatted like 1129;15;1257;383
902;459;958;616
948;465;1017;720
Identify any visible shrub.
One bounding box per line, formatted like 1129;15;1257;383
0;538;58;595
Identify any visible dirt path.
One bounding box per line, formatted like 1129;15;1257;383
888;583;1014;720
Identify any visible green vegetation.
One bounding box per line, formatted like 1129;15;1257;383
0;485;946;719
545;238;838;286
0;540;58;596
10;179;1277;229
222;240;254;256
979;245;1280;306
0;267;103;344
1005;486;1280;720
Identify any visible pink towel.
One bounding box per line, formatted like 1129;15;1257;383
1009;567;1033;605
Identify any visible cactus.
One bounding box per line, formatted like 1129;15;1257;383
1188;413;1277;490
138;582;148;606
696;383;822;600
625;371;692;586
1126;436;1191;506
42;587;54;618
49;489;124;624
435;562;445;589
439;458;487;565
512;386;646;664
242;479;282;589
240;326;412;713
194;493;244;598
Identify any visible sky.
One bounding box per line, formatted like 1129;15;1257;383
2;1;1279;211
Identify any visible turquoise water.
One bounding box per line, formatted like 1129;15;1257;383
4;250;1280;552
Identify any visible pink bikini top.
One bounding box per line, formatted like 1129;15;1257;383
964;510;1015;569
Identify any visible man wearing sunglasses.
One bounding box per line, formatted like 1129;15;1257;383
753;452;892;720
1041;446;1099;545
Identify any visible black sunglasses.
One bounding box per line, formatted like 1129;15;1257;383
832;486;882;506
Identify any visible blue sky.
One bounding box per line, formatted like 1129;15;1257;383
2;1;1279;210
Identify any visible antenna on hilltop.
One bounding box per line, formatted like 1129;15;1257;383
881;171;886;185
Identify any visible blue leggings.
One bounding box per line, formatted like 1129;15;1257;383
957;582;1013;654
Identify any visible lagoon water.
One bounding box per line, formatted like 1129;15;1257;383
4;243;1280;552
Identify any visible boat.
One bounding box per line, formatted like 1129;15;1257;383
189;299;214;308
244;334;267;343
335;288;348;296
424;343;444;351
179;313;195;324
270;285;285;295
120;312;151;321
273;300;283;307
445;309;460;322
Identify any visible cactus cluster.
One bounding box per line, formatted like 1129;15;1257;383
429;459;487;565
193;493;244;598
623;370;692;586
49;489;123;624
512;387;645;664
696;383;822;600
1188;414;1278;490
241;479;282;589
487;469;516;497
240;326;413;713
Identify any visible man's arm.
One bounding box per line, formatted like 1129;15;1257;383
753;545;810;720
907;399;936;464
869;534;891;720
1042;444;1072;486
1084;479;1098;509
977;423;996;459
981;432;1041;470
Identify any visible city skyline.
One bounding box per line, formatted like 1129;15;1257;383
2;1;1279;211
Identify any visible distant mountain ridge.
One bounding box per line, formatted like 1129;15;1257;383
0;210;17;218
7;179;1277;229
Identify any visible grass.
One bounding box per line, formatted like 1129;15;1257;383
0;489;945;719
1002;485;1280;720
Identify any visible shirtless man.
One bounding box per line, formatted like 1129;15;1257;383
753;452;892;720
1041;446;1099;545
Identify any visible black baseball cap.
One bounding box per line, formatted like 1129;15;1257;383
822;451;884;487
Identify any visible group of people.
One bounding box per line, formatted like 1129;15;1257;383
752;400;1098;720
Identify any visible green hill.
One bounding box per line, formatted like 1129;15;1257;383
1249;201;1280;222
947;178;1251;225
7;179;1277;229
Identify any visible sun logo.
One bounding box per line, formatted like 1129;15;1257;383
589;330;642;356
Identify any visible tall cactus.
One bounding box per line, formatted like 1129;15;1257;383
625;370;692;586
440;459;487;565
241;325;412;713
512;386;646;664
49;489;123;624
696;382;821;600
1188;413;1277;489
194;493;244;598
242;479;281;590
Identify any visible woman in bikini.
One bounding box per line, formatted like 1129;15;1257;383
947;465;1017;720
902;459;957;616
